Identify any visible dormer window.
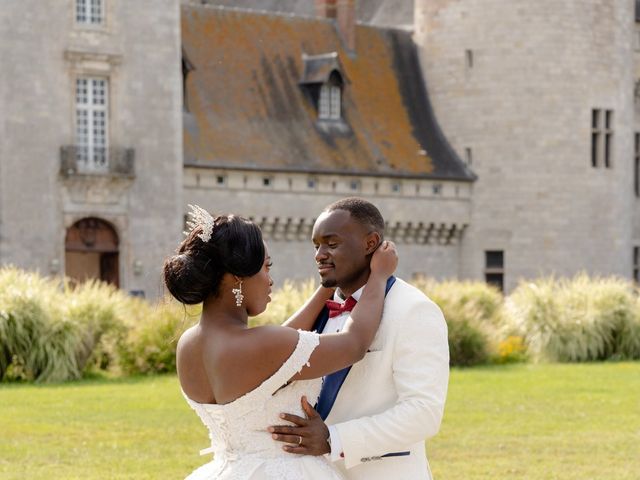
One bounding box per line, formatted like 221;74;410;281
319;83;341;120
299;52;348;123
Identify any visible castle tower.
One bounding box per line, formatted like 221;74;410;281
414;0;636;289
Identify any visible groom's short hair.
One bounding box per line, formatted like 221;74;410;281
325;197;385;238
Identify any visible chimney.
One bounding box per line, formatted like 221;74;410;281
315;0;356;52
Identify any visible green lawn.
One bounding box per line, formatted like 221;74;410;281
430;362;640;479
1;363;638;479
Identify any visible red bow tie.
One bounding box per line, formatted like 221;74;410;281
326;296;358;318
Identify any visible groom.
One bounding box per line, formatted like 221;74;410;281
269;197;449;479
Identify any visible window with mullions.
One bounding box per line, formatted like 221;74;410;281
76;77;108;172
318;84;341;120
635;133;640;198
484;250;504;292
591;108;613;168
76;0;103;25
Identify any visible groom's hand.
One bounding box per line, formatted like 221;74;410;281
268;396;331;456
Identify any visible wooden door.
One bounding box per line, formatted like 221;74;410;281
65;218;119;287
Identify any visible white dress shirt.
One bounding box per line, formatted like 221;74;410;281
322;285;365;462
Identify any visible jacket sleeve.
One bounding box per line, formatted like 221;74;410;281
333;299;449;469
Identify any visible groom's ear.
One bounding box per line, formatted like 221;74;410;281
364;231;381;255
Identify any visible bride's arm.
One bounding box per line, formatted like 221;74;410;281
281;285;334;330
241;242;396;388
290;241;397;380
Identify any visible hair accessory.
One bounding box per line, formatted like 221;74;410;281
232;280;244;307
184;204;215;242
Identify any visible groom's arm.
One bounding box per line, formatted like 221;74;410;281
281;285;333;330
332;300;449;469
331;300;449;467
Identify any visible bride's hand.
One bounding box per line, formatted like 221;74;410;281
319;285;335;300
370;240;398;278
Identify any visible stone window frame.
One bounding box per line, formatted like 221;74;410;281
591;108;614;168
348;179;361;191
75;0;106;28
635;133;640;198
484;250;504;292
262;176;274;188
465;49;474;69
65;50;122;172
465;147;473;165
318;83;342;120
307;177;319;190
75;76;109;172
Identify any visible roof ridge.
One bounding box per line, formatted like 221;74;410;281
357;22;414;33
183;3;328;23
182;3;413;32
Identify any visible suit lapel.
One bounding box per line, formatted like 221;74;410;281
315;276;396;420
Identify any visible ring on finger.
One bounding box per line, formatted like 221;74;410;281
297;435;303;446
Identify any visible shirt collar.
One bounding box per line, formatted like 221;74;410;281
333;284;365;303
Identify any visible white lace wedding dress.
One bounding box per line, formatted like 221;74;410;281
182;330;345;480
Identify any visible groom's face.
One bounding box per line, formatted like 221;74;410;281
312;209;372;294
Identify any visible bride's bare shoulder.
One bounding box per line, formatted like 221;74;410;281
200;325;303;404
228;325;300;359
177;324;201;353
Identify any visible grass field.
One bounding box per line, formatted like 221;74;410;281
1;363;638;479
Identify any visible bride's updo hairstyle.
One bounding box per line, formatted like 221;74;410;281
163;215;265;305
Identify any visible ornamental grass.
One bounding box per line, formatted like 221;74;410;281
117;300;198;375
0;268;141;381
251;279;319;327
2;267;640;384
413;279;506;366
0;267;82;382
62;280;133;373
506;273;640;362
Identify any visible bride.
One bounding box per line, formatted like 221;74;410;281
163;206;397;479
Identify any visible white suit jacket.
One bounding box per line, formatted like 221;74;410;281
326;278;449;480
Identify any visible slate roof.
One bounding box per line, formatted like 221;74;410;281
182;4;475;181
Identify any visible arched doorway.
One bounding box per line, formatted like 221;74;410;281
65;217;119;287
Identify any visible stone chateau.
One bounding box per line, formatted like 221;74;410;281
1;0;639;298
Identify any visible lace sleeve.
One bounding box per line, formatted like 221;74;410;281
259;329;320;397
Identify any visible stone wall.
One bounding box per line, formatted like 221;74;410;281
415;0;636;289
182;167;470;284
0;0;183;298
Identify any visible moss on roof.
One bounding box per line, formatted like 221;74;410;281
182;5;474;181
